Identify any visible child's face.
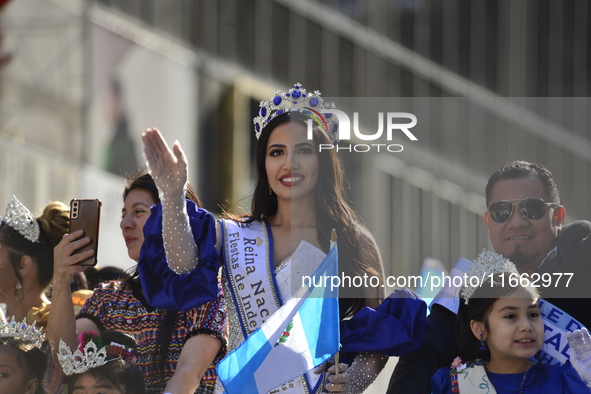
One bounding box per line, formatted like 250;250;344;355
481;288;544;364
71;373;123;394
0;348;36;394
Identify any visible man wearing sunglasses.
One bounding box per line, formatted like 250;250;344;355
484;161;566;275
388;160;591;394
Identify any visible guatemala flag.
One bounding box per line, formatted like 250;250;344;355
217;246;340;394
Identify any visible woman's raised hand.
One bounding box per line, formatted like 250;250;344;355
142;128;189;196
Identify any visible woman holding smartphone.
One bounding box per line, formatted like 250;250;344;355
48;174;228;394
0;195;69;393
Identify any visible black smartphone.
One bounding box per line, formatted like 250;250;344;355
68;199;102;266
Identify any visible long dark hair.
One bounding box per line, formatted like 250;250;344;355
0;200;69;291
0;337;47;394
243;112;381;318
122;171;200;383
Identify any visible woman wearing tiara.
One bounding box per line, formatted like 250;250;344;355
139;83;428;394
0;196;69;393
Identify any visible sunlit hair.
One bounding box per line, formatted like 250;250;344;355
238;111;381;318
0;337;47;394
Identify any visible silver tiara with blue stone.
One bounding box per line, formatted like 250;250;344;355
0;317;45;348
0;196;40;243
253;83;339;144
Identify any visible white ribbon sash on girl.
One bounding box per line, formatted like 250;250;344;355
432;258;587;366
457;365;497;394
220;219;323;394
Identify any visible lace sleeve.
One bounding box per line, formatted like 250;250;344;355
343;352;388;394
160;190;198;274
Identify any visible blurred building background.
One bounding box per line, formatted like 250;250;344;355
1;0;590;390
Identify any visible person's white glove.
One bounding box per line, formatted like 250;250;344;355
566;328;591;387
142;128;197;274
142;127;188;196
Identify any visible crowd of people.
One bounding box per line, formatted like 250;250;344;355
0;83;590;394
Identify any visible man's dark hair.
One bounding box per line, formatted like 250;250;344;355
485;161;561;207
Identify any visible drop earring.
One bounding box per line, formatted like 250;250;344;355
479;333;486;350
15;282;22;300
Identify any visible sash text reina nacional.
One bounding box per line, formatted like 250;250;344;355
227;231;272;328
308;111;418;153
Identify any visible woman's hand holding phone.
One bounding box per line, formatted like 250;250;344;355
53;230;94;288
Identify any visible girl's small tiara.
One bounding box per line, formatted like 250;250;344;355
0;317;45;348
460;250;520;304
253;83;339;144
57;331;136;376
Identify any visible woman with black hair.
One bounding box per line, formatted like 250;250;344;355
139;83;428;394
0;197;68;323
48;173;228;394
0;196;69;393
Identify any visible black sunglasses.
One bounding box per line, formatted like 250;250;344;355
487;198;559;223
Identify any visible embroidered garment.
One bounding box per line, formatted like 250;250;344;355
78;280;228;394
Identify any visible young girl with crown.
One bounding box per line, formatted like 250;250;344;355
136;83;428;394
431;250;591;394
57;330;145;394
0;317;47;394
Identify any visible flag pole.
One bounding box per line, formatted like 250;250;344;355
330;229;340;375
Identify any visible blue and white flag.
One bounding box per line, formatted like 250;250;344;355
217;246;340;394
416;257;447;315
